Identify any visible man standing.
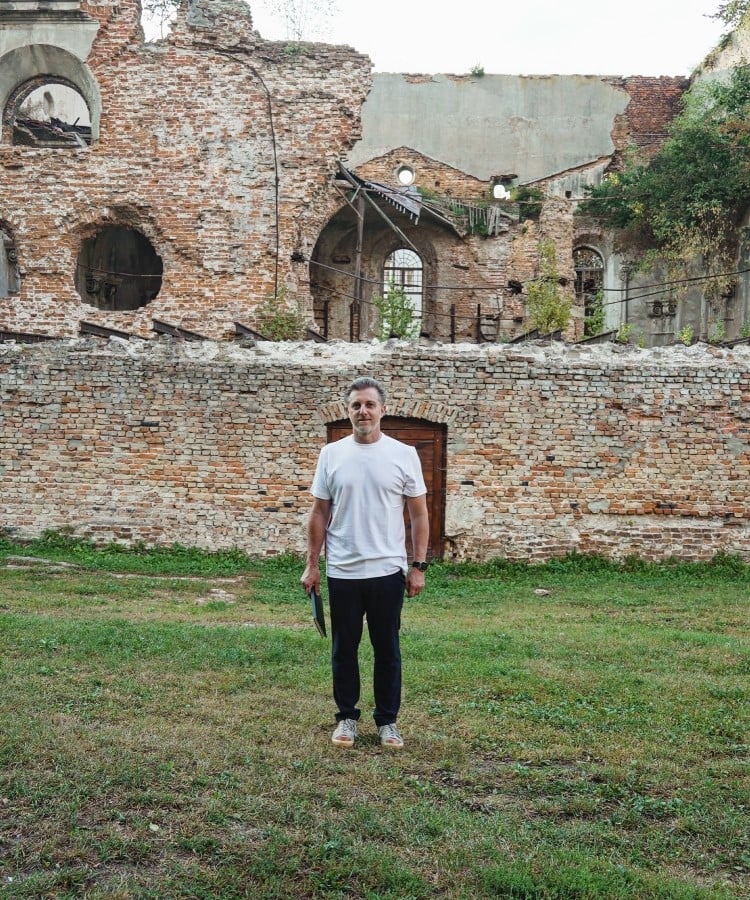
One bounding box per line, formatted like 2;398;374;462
301;376;429;749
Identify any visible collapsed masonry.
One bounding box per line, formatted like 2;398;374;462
2;0;745;347
0;0;370;341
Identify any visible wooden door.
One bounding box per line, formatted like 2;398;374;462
327;417;446;560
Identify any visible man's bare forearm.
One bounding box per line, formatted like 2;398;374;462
408;495;429;561
301;499;331;593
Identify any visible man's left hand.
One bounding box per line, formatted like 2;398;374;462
406;568;425;598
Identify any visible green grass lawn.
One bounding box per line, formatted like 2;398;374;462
0;537;748;898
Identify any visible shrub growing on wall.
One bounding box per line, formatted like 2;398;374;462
256;288;306;340
526;240;571;334
512;186;544;221
374;283;420;340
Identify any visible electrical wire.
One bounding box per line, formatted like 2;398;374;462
309;256;750;308
73;254;749;323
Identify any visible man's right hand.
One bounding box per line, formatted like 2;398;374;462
301;564;320;596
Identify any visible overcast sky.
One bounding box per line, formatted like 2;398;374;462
247;0;728;77
142;1;728;77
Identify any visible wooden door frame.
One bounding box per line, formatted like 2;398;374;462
326;416;446;560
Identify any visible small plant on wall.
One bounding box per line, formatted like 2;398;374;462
616;322;634;344
526;240;571;334
584;289;605;337
373;283;420;340
256;288;306;340
511;185;544;221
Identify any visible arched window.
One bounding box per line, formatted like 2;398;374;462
574;247;604;336
1;45;101;146
14;83;91;146
383;248;423;317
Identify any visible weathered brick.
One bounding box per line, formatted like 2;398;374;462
1;338;749;563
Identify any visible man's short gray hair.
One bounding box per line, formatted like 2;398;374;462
346;376;387;405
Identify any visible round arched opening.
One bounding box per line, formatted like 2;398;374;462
13;82;92;146
396;165;415;186
76;226;163;310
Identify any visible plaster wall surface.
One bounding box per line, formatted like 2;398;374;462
0;21;99;60
2;339;749;563
346;74;631;183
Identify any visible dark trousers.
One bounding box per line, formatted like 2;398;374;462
328;570;405;727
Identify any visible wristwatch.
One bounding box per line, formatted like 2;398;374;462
411;560;429;572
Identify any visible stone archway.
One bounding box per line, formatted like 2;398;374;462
309;201;442;342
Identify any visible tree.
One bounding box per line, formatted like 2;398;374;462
373;283;420;341
526;241;572;335
258;0;339;41
141;0;179;39
711;0;750;29
579;65;750;292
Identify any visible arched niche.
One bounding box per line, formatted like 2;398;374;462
310;202;439;341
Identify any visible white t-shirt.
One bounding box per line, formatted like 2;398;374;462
311;433;427;579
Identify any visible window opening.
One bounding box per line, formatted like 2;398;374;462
396;165;415;186
75;226;163;311
574;247;604;336
383;248;423;318
14;83;91;147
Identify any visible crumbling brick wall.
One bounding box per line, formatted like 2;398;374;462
1;5;698;348
329;152;578;343
607;76;689;166
355;146;490;201
0;0;371;339
1;339;748;563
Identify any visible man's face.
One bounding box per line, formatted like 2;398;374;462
347;387;386;443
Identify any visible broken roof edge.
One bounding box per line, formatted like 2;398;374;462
344;144;613;203
336;163;423;223
336;163;489;237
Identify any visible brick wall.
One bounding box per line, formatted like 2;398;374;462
606;76;689;165
0;0;371;339
2;339;749;562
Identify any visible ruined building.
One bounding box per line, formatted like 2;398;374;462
0;0;370;340
2;0;745;347
1;0;749;562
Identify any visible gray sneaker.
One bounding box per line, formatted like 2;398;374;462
377;723;404;748
332;718;357;747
